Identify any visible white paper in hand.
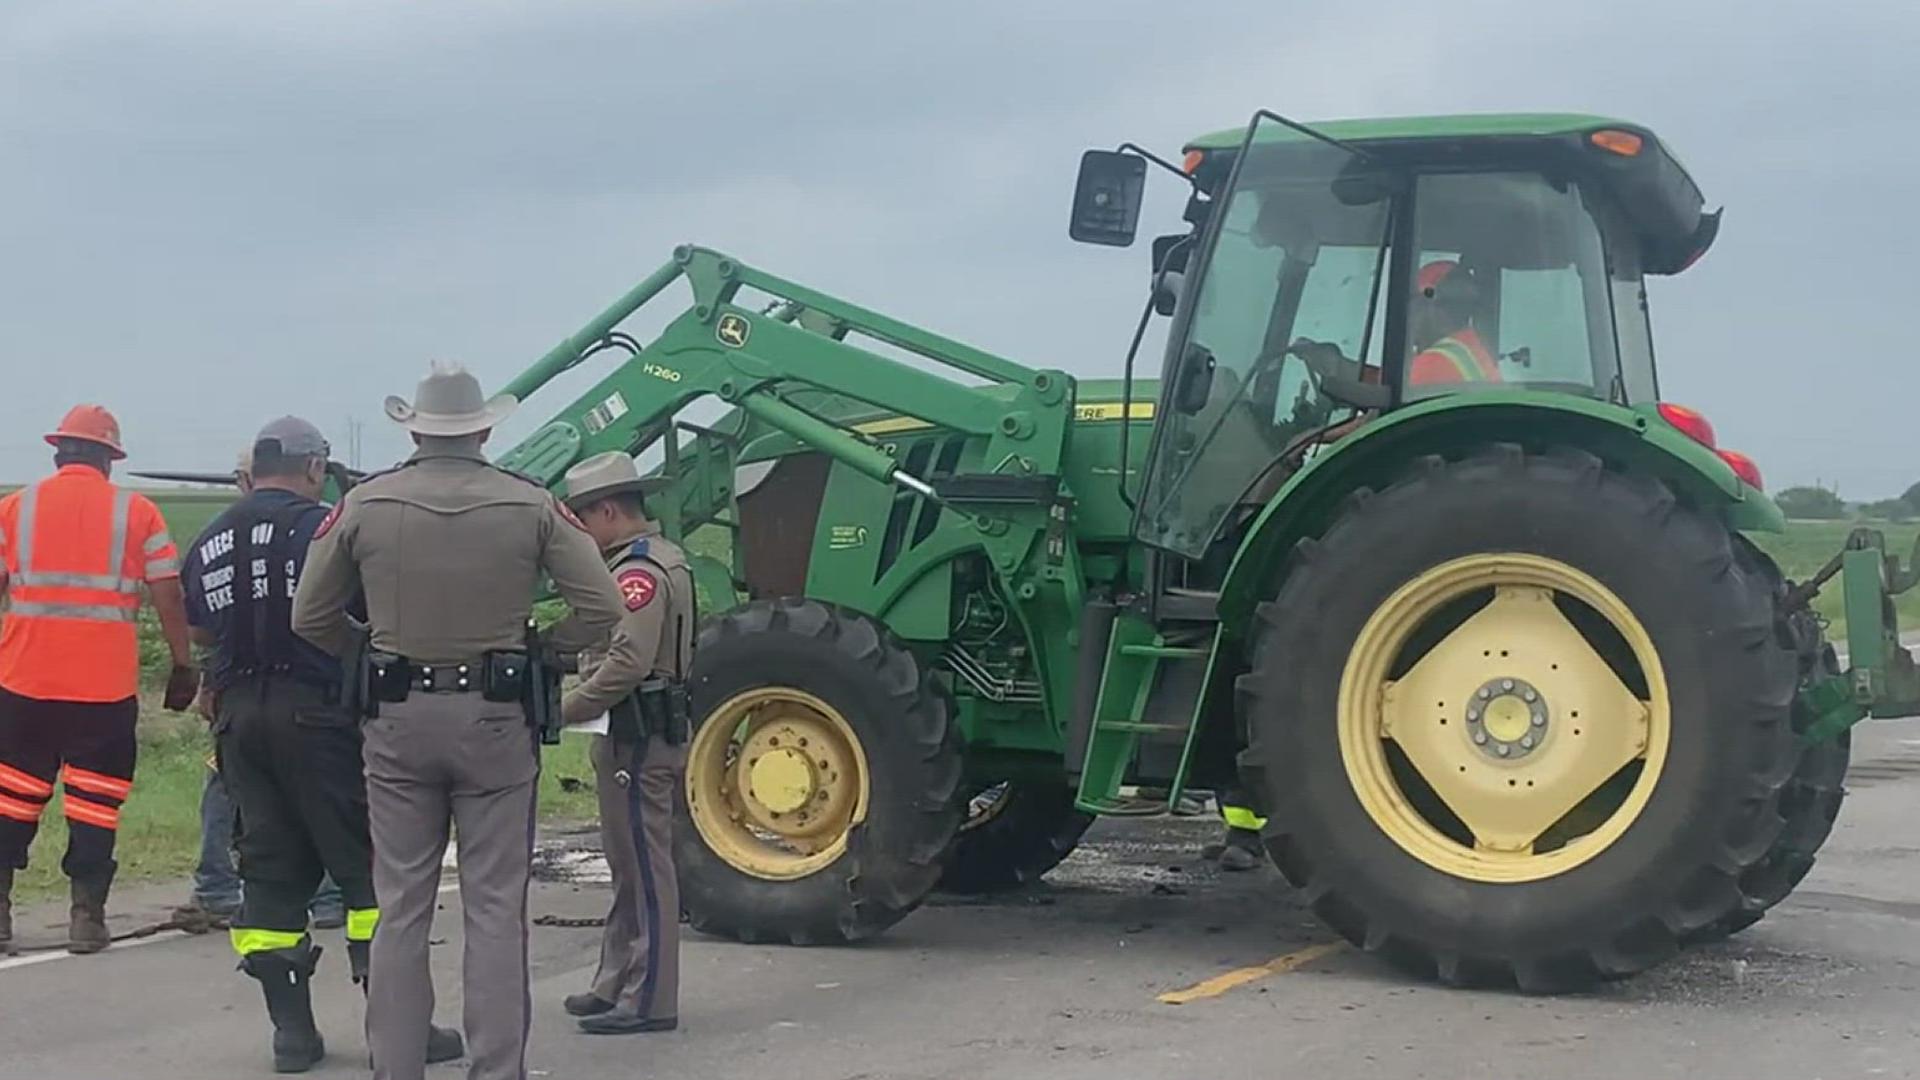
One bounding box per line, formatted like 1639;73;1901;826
564;713;610;736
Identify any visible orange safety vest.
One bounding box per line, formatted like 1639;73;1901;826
0;466;179;702
1409;327;1502;386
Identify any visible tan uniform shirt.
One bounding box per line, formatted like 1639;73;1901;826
556;522;694;726
291;446;627;663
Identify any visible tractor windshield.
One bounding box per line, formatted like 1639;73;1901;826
1137;137;1392;556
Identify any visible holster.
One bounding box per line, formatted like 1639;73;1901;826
367;652;412;711
339;624;375;719
525;620;565;745
638;676;691;746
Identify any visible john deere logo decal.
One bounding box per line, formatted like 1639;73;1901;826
716;313;751;348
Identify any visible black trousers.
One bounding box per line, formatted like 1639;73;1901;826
0;686;137;880
215;677;376;939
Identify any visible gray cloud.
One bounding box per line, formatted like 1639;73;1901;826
1;0;1911;497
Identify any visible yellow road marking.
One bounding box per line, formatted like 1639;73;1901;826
1157;941;1347;1004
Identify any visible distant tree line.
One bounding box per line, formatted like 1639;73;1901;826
1775;482;1920;522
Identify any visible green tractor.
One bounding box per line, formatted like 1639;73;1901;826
495;111;1920;990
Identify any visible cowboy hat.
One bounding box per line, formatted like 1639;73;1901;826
562;451;672;509
384;361;517;437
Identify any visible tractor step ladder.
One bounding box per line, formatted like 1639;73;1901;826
1074;619;1223;815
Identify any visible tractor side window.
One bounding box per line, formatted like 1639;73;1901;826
1139;138;1391;557
1405;172;1618;399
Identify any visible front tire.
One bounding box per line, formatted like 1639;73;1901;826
676;598;964;944
1238;446;1800;991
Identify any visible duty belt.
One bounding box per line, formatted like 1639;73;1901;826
405;661;494;694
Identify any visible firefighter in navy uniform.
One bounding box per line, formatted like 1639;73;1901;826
181;417;462;1073
548;452;695;1035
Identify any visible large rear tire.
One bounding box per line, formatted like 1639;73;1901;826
937;782;1093;894
675;598;964;944
1238;446;1800;991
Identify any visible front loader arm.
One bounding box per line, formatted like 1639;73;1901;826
492;246;1088;734
498;246;1070;498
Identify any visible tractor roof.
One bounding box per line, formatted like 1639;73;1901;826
1182;112;1636;152
1182;112;1716;275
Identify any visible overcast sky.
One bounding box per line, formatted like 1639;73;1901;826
1;0;1911;497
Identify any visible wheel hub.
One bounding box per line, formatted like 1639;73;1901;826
749;748;817;814
1467;677;1548;760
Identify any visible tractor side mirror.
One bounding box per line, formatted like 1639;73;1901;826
1173;344;1216;414
1069;150;1146;247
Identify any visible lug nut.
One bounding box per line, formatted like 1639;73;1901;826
1502;679;1514;691
1520;735;1534;749
1523;690;1537;703
1496;744;1511;757
1473;732;1488;745
1467;710;1480;722
1532;713;1546;726
1479;688;1492;700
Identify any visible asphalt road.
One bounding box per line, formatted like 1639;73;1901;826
4;721;1918;1080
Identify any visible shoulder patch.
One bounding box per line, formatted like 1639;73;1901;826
554;495;589;532
617;566;657;611
311;502;345;540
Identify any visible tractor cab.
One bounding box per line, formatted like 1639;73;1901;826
1071;112;1722;558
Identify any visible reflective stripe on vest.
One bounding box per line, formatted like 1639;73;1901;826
1422;336;1492;382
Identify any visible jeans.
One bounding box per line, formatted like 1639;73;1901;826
192;764;342;917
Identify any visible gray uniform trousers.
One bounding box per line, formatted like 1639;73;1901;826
587;733;685;1020
363;693;539;1080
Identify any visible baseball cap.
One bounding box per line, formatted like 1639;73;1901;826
252;416;330;459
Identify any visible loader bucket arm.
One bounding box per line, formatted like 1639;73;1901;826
491;246;1089;735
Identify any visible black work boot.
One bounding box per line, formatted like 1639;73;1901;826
564;991;616;1017
240;941;327;1073
0;866;14;955
1217;826;1264;872
350;940;466;1065
66;869;113;954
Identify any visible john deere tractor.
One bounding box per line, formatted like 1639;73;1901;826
493;111;1920;990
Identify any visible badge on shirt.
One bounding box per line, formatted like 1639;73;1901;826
312;503;343;540
617;567;657;611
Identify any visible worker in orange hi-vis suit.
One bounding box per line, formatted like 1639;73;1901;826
0;405;198;955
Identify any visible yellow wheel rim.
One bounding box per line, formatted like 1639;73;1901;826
686;687;871;881
1339;553;1671;884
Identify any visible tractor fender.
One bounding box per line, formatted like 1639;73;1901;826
1214;390;1783;634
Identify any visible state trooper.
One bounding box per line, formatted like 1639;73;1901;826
548;452;695;1036
181;418;462;1073
292;363;629;1080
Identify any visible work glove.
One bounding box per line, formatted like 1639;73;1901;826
164;664;200;712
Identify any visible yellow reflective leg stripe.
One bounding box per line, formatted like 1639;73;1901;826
230;928;309;956
1221;805;1267;831
345;908;380;942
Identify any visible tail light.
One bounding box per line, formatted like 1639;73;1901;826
1657;402;1763;490
1656;402;1716;449
1717;450;1764;491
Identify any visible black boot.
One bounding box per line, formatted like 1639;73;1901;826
0;866;14;955
350;940;465;1065
564;992;615;1018
240;941;327;1073
67;867;113;954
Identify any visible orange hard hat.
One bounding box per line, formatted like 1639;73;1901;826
45;404;127;460
1417;259;1459;295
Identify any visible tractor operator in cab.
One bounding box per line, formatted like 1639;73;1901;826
1407;259;1502;387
